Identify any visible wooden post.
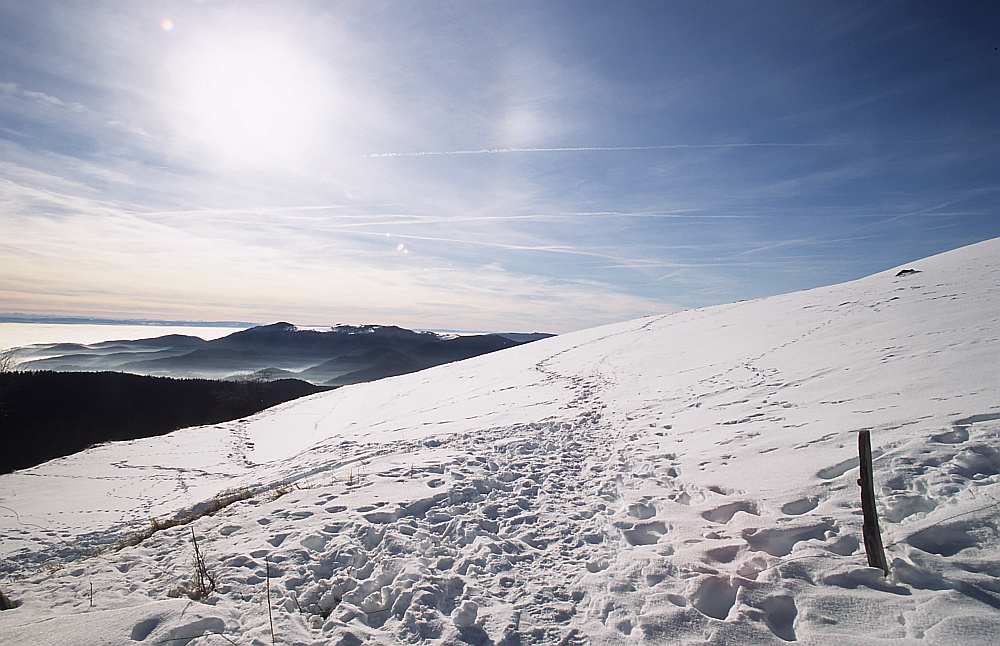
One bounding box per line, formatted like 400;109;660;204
858;430;889;575
266;554;275;645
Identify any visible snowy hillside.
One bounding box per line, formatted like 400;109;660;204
1;239;998;645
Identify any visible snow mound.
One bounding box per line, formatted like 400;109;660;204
1;238;998;645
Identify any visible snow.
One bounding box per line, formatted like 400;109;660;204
1;239;998;645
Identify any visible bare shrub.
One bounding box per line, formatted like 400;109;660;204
189;529;216;600
167;529;216;601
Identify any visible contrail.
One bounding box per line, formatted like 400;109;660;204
364;143;853;158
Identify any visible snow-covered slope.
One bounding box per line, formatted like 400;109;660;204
1;239;998;645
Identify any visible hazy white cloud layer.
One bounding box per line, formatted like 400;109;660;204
0;1;996;332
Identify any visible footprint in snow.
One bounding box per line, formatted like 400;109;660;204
761;595;797;642
701;500;759;524
690;575;739;620
627;502;656;520
621;521;668;546
741;519;836;557
781;497;818;515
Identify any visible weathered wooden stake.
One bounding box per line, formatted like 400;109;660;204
858;430;889;575
266;554;275;645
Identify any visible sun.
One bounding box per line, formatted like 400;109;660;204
165;27;335;169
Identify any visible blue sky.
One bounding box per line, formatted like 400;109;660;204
1;1;996;333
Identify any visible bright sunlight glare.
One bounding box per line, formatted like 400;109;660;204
165;26;336;170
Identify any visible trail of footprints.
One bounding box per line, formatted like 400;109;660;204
190;418;622;645
212;409;993;644
136;417;848;644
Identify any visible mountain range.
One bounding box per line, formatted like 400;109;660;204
10;324;554;386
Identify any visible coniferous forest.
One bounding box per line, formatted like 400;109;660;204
0;371;328;473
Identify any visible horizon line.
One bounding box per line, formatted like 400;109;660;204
0;314;258;328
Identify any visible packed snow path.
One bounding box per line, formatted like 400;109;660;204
1;239;998;645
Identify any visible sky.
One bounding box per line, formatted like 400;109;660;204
0;1;997;333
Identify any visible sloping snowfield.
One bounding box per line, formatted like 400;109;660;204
1;239;998;645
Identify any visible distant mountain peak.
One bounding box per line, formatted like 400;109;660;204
330;324;436;338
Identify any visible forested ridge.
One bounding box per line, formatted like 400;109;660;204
0;371;328;473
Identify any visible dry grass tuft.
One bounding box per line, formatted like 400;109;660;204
116;487;257;550
268;483;295;501
166;529;217;601
114;481;301;551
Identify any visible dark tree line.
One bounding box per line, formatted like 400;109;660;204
0;370;329;473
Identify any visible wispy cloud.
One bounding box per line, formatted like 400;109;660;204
364;142;860;158
1;1;995;331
